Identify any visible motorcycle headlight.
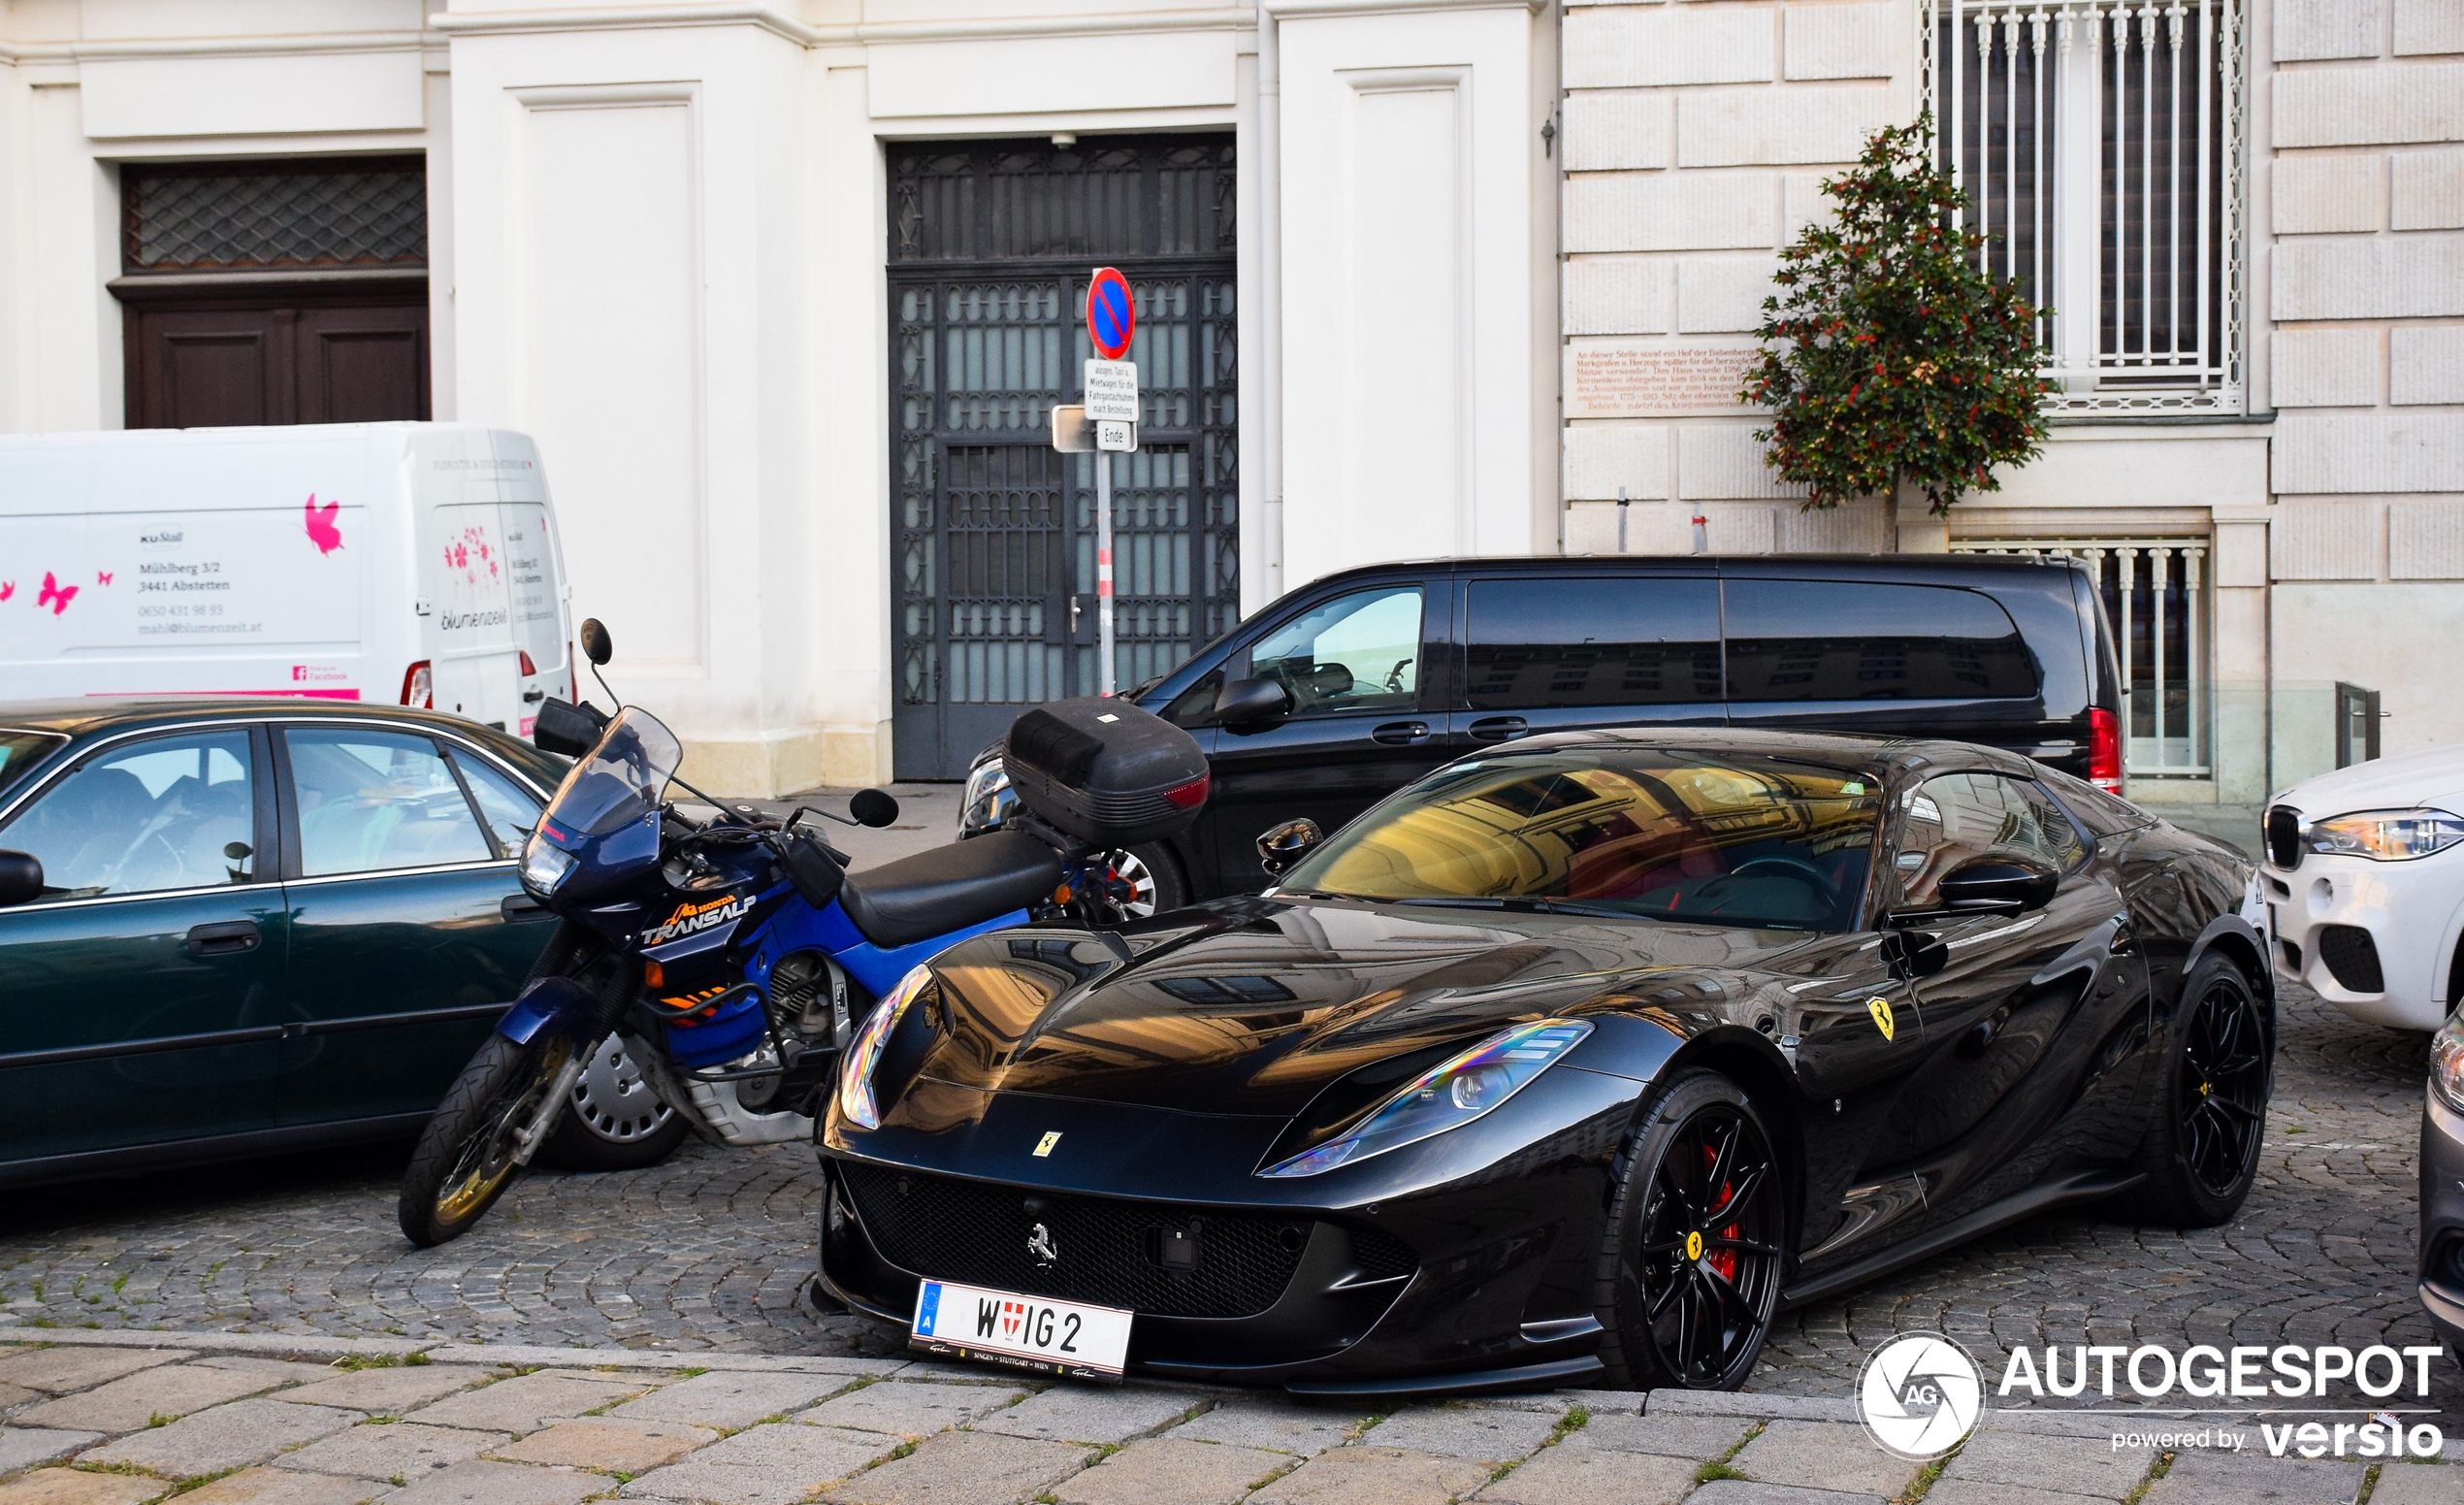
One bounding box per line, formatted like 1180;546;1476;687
1259;1019;1594;1179
2432;1013;2464;1118
2306;808;2464;862
518;834;575;896
837;964;934;1130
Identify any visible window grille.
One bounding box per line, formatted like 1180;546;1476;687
1952;538;2210;776
1923;2;2244;416
123;157;427;273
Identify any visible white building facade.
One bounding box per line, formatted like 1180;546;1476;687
0;0;2454;806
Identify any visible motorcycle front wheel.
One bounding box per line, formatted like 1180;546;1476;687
397;1031;576;1248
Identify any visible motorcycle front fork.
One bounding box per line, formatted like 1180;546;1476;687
510;1049;590;1165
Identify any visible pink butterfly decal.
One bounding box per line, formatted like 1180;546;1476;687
96;571;113;587
38;572;77;615
0;582;13;603
304;495;344;555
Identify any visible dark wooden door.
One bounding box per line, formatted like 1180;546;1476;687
126;295;429;430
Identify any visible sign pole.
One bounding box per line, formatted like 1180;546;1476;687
1082;266;1140;698
1095;456;1115;697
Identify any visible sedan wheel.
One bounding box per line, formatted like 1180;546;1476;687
2113;952;2272;1227
1598;1069;1786;1390
535;1032;689;1172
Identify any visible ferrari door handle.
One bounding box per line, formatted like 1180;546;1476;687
1372;721;1430;746
1469;716;1530;742
184;920;260;957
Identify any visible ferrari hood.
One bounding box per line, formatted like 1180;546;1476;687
901;897;1799;1118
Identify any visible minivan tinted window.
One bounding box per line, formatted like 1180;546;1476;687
1724;579;2036;702
1467;577;1721;707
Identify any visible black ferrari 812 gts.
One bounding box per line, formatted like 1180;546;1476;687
816;730;2267;1395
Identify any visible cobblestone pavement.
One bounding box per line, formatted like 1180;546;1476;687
0;1330;2451;1505
0;982;2456;1425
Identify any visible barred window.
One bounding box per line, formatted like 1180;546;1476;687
122;157;427;274
1927;2;2244;416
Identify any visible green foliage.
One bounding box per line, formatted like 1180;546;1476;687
1742;115;2053;515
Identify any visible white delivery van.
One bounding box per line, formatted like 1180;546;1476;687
0;423;572;734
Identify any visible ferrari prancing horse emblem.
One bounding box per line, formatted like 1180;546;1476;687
1866;996;1896;1042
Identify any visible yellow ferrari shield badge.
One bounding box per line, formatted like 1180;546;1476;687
1866;996;1896;1042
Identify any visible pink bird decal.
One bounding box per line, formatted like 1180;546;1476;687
96;571;113;587
38;572;76;615
304;494;344;555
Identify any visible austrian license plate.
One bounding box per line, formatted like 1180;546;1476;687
909;1279;1133;1381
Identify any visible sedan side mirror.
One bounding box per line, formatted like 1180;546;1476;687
1935;855;2059;916
1216;675;1292;727
1257;818;1323;876
0;850;43;906
850;788;901;829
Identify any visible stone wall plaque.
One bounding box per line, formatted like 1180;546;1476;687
1567;340;1759;418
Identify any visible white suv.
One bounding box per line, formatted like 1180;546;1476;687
2249;746;2464;1030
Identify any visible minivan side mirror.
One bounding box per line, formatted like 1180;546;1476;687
1257;818;1323;876
1216;675;1292;727
850;789;901;828
533;697;608;757
1934;855;2060;916
579;618;614;667
0;850;43;907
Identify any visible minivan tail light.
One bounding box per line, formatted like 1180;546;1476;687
519;649;537;677
2089;707;2123;793
402;661;434;709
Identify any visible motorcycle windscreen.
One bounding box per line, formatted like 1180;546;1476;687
540;706;684;837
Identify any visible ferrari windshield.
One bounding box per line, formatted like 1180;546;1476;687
1282;748;1881;931
541;707;683;838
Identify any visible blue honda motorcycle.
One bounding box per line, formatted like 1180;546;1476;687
397;619;1150;1247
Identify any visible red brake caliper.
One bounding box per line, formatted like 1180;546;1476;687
1703;1143;1738;1282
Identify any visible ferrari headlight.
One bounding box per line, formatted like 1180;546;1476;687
2432;1013;2464;1118
837;964;934;1130
518;834;575;896
2306;808;2464;862
1259;1019;1594;1179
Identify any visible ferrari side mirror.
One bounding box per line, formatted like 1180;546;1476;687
1937;855;2059;916
1258;818;1323;876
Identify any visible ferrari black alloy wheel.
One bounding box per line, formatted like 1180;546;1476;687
2116;953;2271;1227
1598;1069;1786;1390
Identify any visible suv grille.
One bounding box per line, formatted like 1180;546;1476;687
840;1162;1379;1319
2318;925;2385;994
2264;805;2302;870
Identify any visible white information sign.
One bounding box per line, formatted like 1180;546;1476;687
1083;359;1140;423
1096;420;1137;452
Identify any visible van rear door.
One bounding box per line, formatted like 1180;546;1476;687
420;496;525;731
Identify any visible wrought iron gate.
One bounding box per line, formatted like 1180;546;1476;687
888;137;1238;781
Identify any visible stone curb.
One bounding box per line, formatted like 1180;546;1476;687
0;1329;431;1360
1644;1390;1860;1423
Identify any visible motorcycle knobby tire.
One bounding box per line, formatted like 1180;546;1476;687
398;1031;575;1248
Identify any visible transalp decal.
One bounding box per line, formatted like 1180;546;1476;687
643;894;755;947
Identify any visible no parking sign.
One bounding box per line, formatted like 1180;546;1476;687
1086;267;1135;360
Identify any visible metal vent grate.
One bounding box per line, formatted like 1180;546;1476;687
2317;926;2384;995
125;158;427;272
2263;805;2302;871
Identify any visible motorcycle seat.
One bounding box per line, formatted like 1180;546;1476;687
837;830;1063;950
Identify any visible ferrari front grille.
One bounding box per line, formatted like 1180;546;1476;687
837;1162;1405;1319
2264;805;2303;870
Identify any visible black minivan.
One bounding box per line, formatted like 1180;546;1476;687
961;554;2125;906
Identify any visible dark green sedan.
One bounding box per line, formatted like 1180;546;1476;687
0;700;683;1188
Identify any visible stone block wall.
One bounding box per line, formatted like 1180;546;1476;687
2267;0;2464;768
1558;0;1902;555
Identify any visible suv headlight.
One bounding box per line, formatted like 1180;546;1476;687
518;834;575;896
1259;1019;1594;1178
2433;1013;2464;1117
2306;809;2464;862
838;965;934;1129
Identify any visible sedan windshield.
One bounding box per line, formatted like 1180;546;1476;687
1282;749;1881;931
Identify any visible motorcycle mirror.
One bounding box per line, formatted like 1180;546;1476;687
1257;817;1323;877
0;850;42;907
533;697;607;757
579;618;614;667
850;788;901;829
